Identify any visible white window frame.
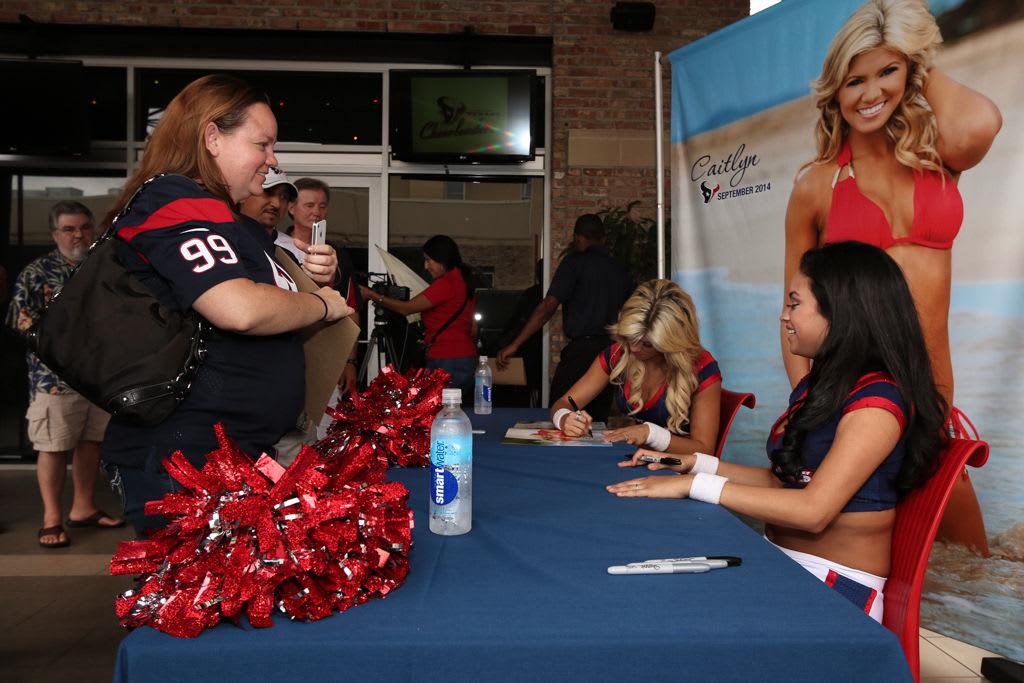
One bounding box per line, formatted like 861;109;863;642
0;53;553;396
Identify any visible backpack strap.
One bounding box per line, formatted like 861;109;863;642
109;174;169;235
426;295;469;348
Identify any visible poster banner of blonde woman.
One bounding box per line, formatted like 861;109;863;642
668;0;1022;661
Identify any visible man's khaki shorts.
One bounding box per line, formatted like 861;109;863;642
273;428;316;468
26;392;110;452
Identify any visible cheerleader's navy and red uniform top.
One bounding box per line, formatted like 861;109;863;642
102;175;305;469
767;371;909;511
765;372;908;619
597;343;721;432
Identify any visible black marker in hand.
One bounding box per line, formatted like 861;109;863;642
566;395;593;438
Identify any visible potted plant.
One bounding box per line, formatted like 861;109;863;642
599;200;669;282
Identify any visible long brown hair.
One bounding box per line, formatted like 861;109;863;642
103;74;267;228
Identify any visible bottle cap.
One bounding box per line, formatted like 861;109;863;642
479;355;487;362
442;388;462;404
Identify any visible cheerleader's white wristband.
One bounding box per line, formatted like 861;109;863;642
644;422;672;451
689;452;719;475
689;473;728;505
553;408;572;431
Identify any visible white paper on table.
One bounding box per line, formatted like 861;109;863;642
502;421;612;447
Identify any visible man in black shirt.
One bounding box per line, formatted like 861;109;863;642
496;259;544;407
497;214;632;420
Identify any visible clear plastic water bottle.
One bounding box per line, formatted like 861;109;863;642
474;355;492;415
429;388;473;535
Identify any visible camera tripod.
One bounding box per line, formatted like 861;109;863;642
357;307;403;385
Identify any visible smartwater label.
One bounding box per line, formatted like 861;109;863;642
430;434;470;507
432;466;459;505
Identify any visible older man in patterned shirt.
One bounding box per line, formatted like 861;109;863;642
6;200;123;548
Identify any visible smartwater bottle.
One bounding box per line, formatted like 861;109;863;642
474;355;493;415
430;388;473;535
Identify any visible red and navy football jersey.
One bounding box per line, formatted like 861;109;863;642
103;175;305;467
599;343;721;433
767;372;909;512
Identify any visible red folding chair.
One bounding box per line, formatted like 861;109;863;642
883;438;989;682
715;388;756;458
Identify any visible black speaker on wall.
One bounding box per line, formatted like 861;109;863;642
610;2;656;32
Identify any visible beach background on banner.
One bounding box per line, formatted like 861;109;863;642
670;17;1024;661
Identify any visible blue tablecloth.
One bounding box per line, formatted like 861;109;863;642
113;409;911;682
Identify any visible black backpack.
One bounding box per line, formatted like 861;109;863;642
26;175;207;426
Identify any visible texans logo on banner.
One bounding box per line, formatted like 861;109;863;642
700;181;720;204
690;143;772;205
266;254;298;291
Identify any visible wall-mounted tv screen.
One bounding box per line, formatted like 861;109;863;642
0;60;89;157
390;70;536;164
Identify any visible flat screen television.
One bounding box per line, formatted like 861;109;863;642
389;70;536;164
0;60;89;157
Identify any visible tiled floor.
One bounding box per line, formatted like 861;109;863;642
920;627;1007;682
0;466;133;683
0;466;1017;682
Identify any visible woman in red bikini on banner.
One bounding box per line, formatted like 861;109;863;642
783;0;1002;553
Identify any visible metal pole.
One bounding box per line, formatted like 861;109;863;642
541;72;553;408
654;51;666;279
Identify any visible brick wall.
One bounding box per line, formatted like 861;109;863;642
0;0;750;374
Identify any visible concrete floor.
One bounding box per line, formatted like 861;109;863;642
0;467;131;683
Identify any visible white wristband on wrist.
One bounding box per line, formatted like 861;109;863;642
644;422;672;451
689;452;719;475
553;408;572;431
689;473;728;505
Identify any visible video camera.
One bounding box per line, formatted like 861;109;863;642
366;272;410;302
359;272;420;374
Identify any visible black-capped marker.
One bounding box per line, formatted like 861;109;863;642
566;395;593;438
638;454;682;466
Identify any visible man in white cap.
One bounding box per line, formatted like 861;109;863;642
240;166;340;291
239;165;297;235
241;169;361;448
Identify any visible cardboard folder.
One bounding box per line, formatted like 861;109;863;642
489;357;527;386
275;247;361;433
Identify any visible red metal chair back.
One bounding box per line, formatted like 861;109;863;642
715;388;756;458
883;438;989;682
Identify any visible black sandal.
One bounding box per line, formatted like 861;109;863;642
66;509;125;529
38;525;70;548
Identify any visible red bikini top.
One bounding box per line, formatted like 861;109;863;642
825;141;963;250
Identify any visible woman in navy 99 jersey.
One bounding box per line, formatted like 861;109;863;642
609;242;946;623
100;75;354;535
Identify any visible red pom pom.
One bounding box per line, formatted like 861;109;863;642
319;365;449;468
110;423;414;637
